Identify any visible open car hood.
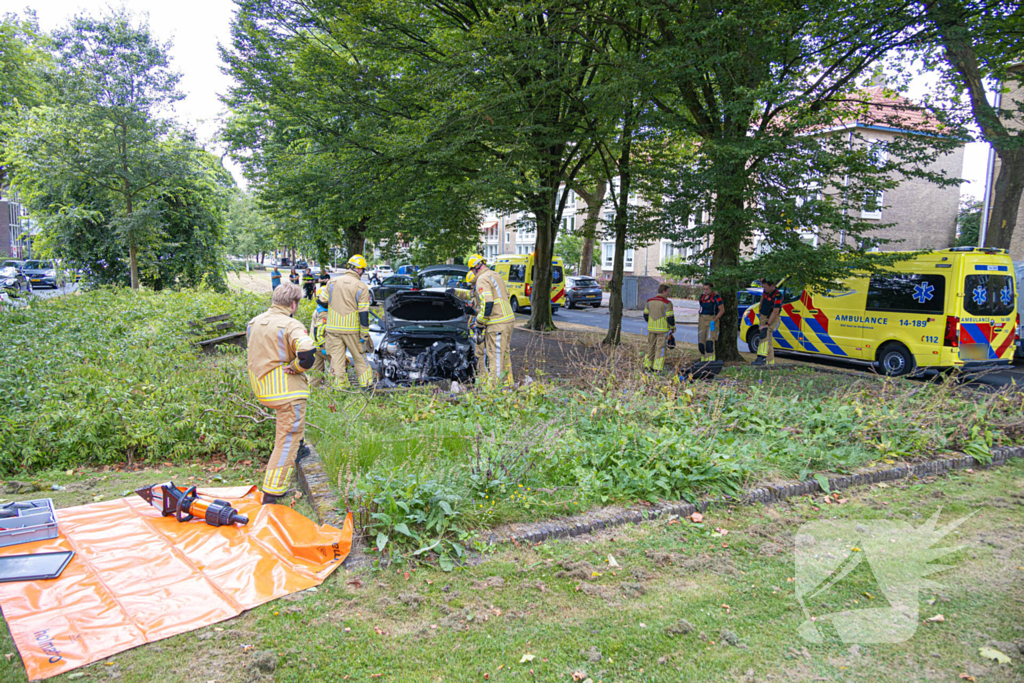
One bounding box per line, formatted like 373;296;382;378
383;290;474;332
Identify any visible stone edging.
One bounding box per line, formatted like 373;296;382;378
297;441;1024;565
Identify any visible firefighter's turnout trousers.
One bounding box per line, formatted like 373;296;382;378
698;315;718;361
482;322;514;386
325;332;373;388
757;315;782;365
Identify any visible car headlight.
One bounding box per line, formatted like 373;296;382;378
0;279;15;287
44;270;55;277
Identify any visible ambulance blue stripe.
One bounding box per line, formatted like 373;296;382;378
804;318;849;357
772;332;793;349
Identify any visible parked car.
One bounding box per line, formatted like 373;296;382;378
1;259;24;270
374;264;394;278
0;266;30;294
293;260;308;270
22;260;56;289
736;288;762;328
397;264;418;276
565;276;602;308
370;274;416;305
416;265;471;299
367;290;476;385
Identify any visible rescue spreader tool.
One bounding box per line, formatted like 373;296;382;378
135;482;249;527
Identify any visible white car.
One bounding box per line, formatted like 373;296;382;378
375;265;394;278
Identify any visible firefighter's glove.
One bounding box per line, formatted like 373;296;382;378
362;337;374;353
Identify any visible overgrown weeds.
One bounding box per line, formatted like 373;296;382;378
310;361;1024;567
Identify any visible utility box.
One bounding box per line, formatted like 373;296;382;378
622;276;662;310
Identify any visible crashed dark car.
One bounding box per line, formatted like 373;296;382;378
368;290;476;385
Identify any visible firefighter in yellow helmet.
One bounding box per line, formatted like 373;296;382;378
319;255;374;388
643;283;676;372
467;254;514;385
246;283;316;504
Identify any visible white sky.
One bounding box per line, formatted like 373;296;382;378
23;0;993;201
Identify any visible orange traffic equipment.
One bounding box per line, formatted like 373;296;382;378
135;482;249;527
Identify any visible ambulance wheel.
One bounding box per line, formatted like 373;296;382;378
877;343;914;377
510;296;520;313
745;328;761;354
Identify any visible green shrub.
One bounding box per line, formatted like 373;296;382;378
0;286;276;473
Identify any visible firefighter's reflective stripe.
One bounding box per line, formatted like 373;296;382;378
249;367;310;403
326;281;360;332
647;316;669;332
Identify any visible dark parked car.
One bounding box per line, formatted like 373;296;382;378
367;290;476;385
370;274;416;305
0;266;30;294
22;260;57;289
565;276;602;308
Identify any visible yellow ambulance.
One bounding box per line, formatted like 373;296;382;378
492;254;567;313
739;248;1018;376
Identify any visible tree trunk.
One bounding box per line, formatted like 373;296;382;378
575;180;607;277
709;186;746;363
603;115;633;346
986;148;1024;250
528;198;558;331
129;242;140;290
346;217;369;257
929;0;1024;249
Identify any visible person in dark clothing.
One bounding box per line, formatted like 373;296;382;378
697;282;724;361
752;278;783;366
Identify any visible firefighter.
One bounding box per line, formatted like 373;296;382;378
697;282;724;361
643;284;676;372
467;254;514;386
320;254;374;388
466;268;487;375
753;278;783;366
315;272;331;303
302;267;316;300
246;283;316;504
308;296;331;387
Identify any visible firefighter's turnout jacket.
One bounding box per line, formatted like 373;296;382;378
246;304;316;406
321;270;371;337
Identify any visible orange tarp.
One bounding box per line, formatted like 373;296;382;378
0;486;352;681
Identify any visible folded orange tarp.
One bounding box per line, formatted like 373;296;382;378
0;486;352;681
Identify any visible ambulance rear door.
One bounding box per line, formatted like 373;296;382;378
958;255;1017;362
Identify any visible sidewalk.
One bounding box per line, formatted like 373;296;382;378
619;297;699;322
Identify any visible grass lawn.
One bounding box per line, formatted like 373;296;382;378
0;460;1021;682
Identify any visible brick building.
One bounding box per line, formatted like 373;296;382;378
0;187;29;259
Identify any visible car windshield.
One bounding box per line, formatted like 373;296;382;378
419;271;466;289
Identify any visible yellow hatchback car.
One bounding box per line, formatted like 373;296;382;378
740;248;1018;376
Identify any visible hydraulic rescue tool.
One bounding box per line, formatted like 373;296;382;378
135;483;249;527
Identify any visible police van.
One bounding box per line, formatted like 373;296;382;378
492;254;567;313
739;248;1018;376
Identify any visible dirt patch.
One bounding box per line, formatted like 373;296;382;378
470;576;505;590
398;592;426;607
665;619;695;636
555;560;600;580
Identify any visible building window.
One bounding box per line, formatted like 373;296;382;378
601;243;634;270
661;240;686;262
562;216;575;233
862;191;883;220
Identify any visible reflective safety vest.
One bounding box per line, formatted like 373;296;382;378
476;267;514;325
645;296;674;333
322;270;370;334
246;304;316;405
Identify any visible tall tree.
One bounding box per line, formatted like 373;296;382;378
638;0;963;361
0;12;52;185
44;10;186;289
223;0;608;330
925;0;1024;250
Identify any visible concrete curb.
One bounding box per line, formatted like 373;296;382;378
298;440;1024;564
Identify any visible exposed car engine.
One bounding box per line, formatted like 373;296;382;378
368;290;477;385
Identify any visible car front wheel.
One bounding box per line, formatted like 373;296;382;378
746;327;761;354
